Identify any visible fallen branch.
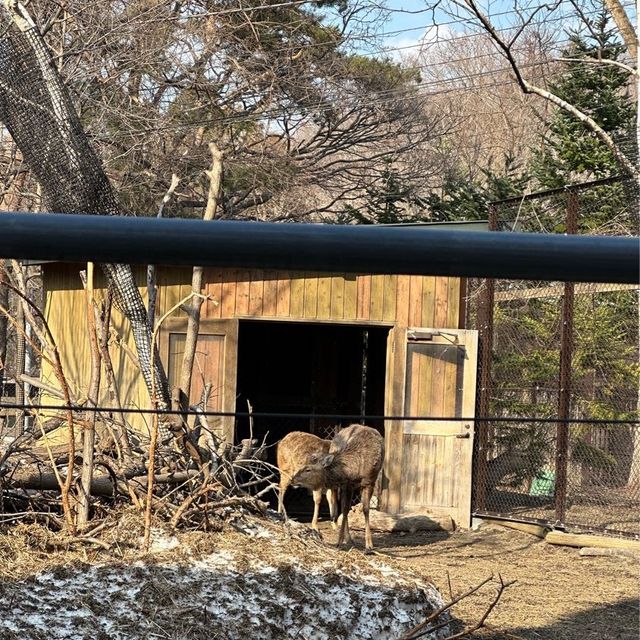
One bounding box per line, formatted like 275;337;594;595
400;574;516;640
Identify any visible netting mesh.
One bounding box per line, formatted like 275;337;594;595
471;177;640;537
0;10;169;408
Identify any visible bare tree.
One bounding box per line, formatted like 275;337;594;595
0;1;171;416
26;0;444;222
430;0;638;186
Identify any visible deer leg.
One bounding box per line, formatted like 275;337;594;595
278;478;290;519
326;488;338;530
311;488;322;531
337;485;354;548
361;484;374;553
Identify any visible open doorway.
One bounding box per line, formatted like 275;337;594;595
234;320;389;516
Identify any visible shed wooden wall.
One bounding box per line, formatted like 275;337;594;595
157;268;462;328
41;264;152;436
41;264;463;437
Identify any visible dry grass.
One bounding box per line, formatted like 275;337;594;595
0;509;447;640
317;520;639;640
0;510;637;639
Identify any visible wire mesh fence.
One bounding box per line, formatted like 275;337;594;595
1;392;638;536
476;418;639;538
472;176;640;538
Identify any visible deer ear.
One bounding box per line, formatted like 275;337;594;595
321;454;334;468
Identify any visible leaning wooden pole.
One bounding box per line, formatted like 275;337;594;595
78;262;101;528
555;190;578;525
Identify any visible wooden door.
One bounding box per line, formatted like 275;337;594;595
383;328;478;526
164;319;238;442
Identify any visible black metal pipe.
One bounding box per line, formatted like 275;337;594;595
1;212;638;283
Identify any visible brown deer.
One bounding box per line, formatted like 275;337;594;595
291;423;384;552
276;431;337;531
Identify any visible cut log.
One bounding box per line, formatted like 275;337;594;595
579;547;640;559
11;468;199;496
545;530;640;551
477;517;548;538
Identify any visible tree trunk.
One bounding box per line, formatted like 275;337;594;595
0;264;8;398
602;0;638;59
0;4;171;413
14;286;25;434
178;143;223;408
77;263;101;528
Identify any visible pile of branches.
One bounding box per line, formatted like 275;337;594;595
0;405;275;544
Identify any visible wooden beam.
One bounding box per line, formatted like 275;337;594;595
545;530;640;551
495;283;638;302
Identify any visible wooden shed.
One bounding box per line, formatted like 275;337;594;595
39;221;482;526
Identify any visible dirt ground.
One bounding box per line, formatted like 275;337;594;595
317;520;639;640
0;511;637;639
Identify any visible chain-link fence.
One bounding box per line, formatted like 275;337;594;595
472;176;640;538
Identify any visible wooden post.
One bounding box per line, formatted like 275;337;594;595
78;262;100;528
555;191;578;525
474;205;497;512
0;264;8;402
14;283;25;435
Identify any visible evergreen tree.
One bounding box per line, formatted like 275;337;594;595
529;4;637;234
339;158;427;224
426;154;529;222
531;7;636;189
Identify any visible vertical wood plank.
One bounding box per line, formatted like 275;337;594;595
430;346;446;420
442;437;454;508
405;346;422;416
262;271;278;317
303;274;318;318
276;272;291;317
421;276;436;327
458;330;478;525
220;268;237;318
343;275;357;319
356;275;371;320
162;283;184;319
207;268;223;319
383;327;407;514
447;277;461;328
408;275;423;327
442;345;459;419
434;277;449;327
289;272;305;318
330;275;345;320
417;348;434;417
429;436;441;505
395;275;410;327
316;274;332;319
221;320;239;443
235;270;250;316
382;274;397;322
248;270;264;316
457;278;467;329
369;275;384;321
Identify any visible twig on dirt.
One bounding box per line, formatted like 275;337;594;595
400;575;494;640
48;535;112;551
444;575;516;639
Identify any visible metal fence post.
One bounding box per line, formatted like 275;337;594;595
555;190;578;525
474;205;498;512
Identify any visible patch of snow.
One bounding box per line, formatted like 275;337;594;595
142;526;180;552
0;541;448;640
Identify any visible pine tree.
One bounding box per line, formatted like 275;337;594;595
426;154;529;222
340;158;427;224
532;8;636;189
